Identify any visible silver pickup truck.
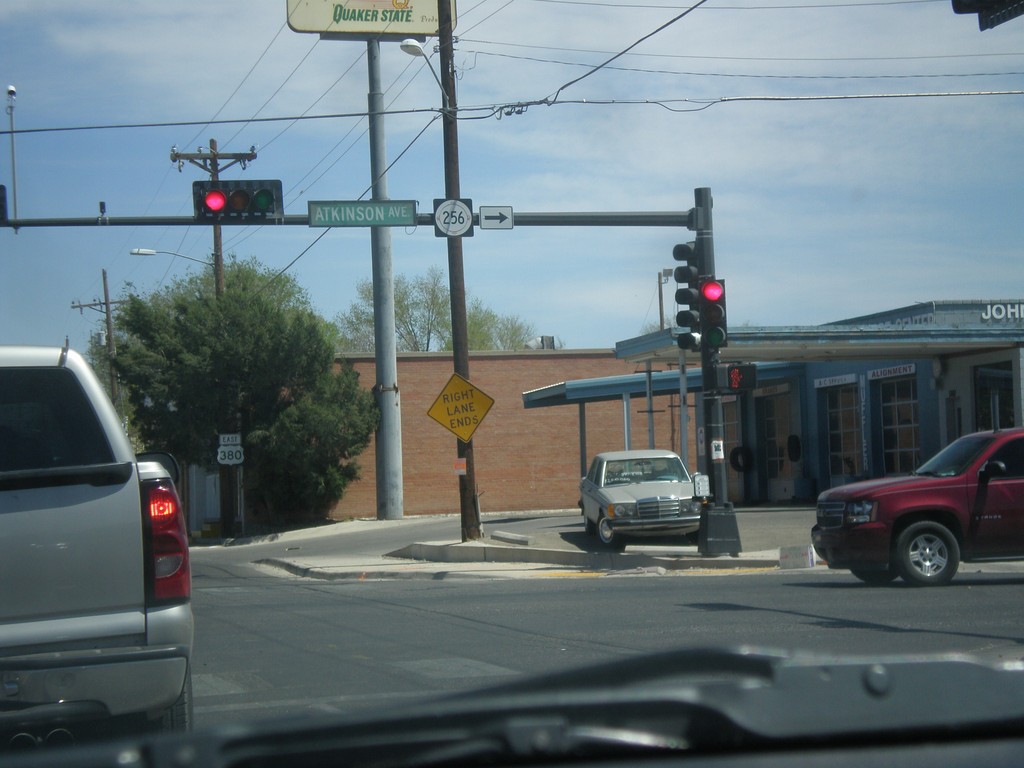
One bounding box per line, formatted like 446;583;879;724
0;346;193;748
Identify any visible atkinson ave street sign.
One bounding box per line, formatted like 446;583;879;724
308;200;418;228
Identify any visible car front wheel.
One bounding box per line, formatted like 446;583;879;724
597;514;617;548
895;522;960;587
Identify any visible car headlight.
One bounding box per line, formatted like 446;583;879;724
609;502;637;518
844;500;877;525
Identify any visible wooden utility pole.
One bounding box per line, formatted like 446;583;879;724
71;269;123;402
170;138;256;536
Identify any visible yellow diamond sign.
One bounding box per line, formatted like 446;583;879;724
427;373;495;443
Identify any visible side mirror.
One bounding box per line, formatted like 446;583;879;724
980;460;1007;481
138;451;181;485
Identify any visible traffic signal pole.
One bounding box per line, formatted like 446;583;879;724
692;187;728;503
689;188;741;555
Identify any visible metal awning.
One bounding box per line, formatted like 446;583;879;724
522;363;798;409
615;325;1024;365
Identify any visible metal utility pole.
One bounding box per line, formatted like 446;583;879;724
366;41;404;521
5;85;17;222
437;0;480;541
170;138;255;537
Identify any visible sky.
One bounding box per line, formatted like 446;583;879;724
2;0;1023;352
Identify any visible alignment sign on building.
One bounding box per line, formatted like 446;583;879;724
427;373;494;442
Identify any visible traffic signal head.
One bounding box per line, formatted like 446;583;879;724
700;278;728;350
193;180;284;223
717;363;757;392
673;241;703;351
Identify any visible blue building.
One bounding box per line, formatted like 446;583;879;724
526;300;1024;505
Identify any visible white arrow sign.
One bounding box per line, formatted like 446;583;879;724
478;206;513;230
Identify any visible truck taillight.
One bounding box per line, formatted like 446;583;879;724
143;481;191;604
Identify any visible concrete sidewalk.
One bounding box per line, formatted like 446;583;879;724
250;515;820;581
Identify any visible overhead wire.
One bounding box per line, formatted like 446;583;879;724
548;0;713;102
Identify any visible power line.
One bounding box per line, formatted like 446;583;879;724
460;37;1024;62
471;49;1024;80
549;0;712;102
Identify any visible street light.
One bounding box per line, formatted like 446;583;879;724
658;267;673;330
400;39;448;109
130;248;214;267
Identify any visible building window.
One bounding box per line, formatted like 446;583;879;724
827;385;862;483
880;376;919;474
762;395;791;481
975;362;1014;430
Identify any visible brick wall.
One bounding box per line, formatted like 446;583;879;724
331;350;697;519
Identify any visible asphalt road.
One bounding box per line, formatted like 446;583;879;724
189;509;1024;732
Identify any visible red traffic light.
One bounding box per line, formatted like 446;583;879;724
203;189;227;213
700;280;724;302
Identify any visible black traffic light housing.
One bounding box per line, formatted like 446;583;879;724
193;179;284;223
673;241;704;351
699;277;728;351
951;0;1024;28
717;363;757;392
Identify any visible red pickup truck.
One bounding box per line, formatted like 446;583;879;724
812;427;1024;586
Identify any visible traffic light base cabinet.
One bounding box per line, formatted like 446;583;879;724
698;503;742;556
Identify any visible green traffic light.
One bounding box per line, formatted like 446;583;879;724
252;188;275;212
704;327;727;347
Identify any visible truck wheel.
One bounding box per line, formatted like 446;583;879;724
159;667;193;732
895;522;960;587
850;567;897;586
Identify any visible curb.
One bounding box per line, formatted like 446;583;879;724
388;541;782;572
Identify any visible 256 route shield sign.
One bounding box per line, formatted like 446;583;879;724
427;373;494;442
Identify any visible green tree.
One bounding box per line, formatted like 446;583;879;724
335;266;542;352
114;259;377;524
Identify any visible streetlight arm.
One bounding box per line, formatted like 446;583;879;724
400;39;449;110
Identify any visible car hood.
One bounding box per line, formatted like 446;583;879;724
819;473;956;501
602;481;693;501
